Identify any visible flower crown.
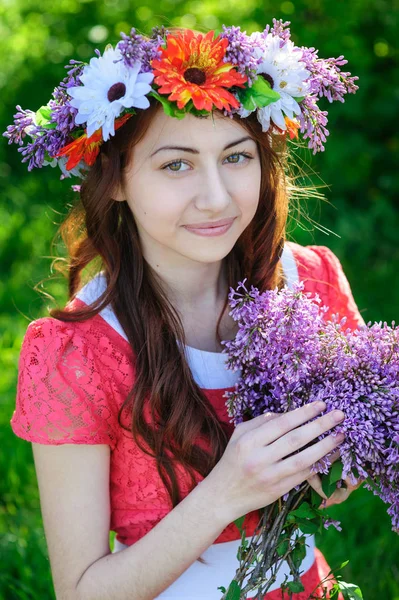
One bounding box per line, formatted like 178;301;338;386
4;19;359;181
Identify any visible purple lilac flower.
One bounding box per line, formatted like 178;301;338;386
117;26;165;73
324;519;342;532
298;95;329;154
50;59;85;136
300;47;359;103
17;127;67;171
3;59;85;172
3;105;35;146
219;25;263;86
222;279;399;531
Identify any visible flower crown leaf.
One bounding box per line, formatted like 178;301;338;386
35;106;58;130
236;76;281;112
148;90;186;119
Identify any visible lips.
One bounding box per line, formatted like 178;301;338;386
183;217;236;229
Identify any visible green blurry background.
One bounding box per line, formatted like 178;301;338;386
1;0;398;598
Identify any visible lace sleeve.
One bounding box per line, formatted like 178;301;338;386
306;245;366;331
11;318;118;449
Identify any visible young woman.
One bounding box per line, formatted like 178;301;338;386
7;24;364;600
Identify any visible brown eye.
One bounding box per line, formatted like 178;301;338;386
167;160;183;172
225;152;252;164
162;160;189;173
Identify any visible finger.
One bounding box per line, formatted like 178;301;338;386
327;448;342;464
267;409;345;463
250;401;328;449
307;474;328;500
231;411;281;442
325;486;351;507
307;448;341;484
271;465;321;500
344;475;365;490
275;431;346;481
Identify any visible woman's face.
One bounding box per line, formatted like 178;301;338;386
115;107;261;269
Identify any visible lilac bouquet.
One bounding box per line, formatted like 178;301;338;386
217;280;399;599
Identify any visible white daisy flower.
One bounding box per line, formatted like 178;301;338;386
239;32;311;132
67;45;154;141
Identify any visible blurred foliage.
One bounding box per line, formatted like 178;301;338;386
1;0;398;598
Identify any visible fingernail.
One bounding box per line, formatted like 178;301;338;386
336;433;346;442
332;410;345;422
314;401;326;410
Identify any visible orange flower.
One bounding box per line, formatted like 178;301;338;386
151;30;248;112
55;112;132;170
273;116;301;140
284;116;301;140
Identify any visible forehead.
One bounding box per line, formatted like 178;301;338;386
136;108;252;157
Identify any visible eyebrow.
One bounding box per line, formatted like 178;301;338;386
149;136;255;158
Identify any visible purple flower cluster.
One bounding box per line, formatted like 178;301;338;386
3;59;84;172
3;116;66;172
298;47;359;153
263;18;292;44
219;25;263;86
222;280;399;531
298;96;329;154
117;26;166;73
300;48;359;103
50;59;84;136
3;105;35;147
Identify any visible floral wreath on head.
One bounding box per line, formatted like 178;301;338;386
4;19;359;184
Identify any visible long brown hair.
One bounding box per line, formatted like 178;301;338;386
50;30;292;526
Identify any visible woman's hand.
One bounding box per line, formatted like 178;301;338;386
205;401;347;523
307;451;365;509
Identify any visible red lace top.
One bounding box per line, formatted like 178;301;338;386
11;242;365;547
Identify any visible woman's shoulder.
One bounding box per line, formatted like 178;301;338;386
286;240;351;286
285;240;339;272
22;271;131;363
19;282;134;400
285;240;366;330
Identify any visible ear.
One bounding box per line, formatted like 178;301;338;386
101;153;126;202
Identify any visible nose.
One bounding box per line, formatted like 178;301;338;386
193;162;231;213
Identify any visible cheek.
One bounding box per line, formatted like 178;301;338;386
130;194;184;236
237;179;261;216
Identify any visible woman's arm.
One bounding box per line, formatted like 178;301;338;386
32;402;344;600
31;441;230;600
77;479;229;600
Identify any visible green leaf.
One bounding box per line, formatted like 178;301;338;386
321;473;338;498
189;105;211;117
338;580;364;599
310;487;324;509
286;580;305;593
217;586;227;593
276;539;289;556
339;560;350;569
289;502;317;519
35;105;57;129
236;76;280;112
224;580;241;600
148;91;187;119
291;540;307;566
329;584;342;600
234;515;245;532
330;459;344;484
297;519;319;534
